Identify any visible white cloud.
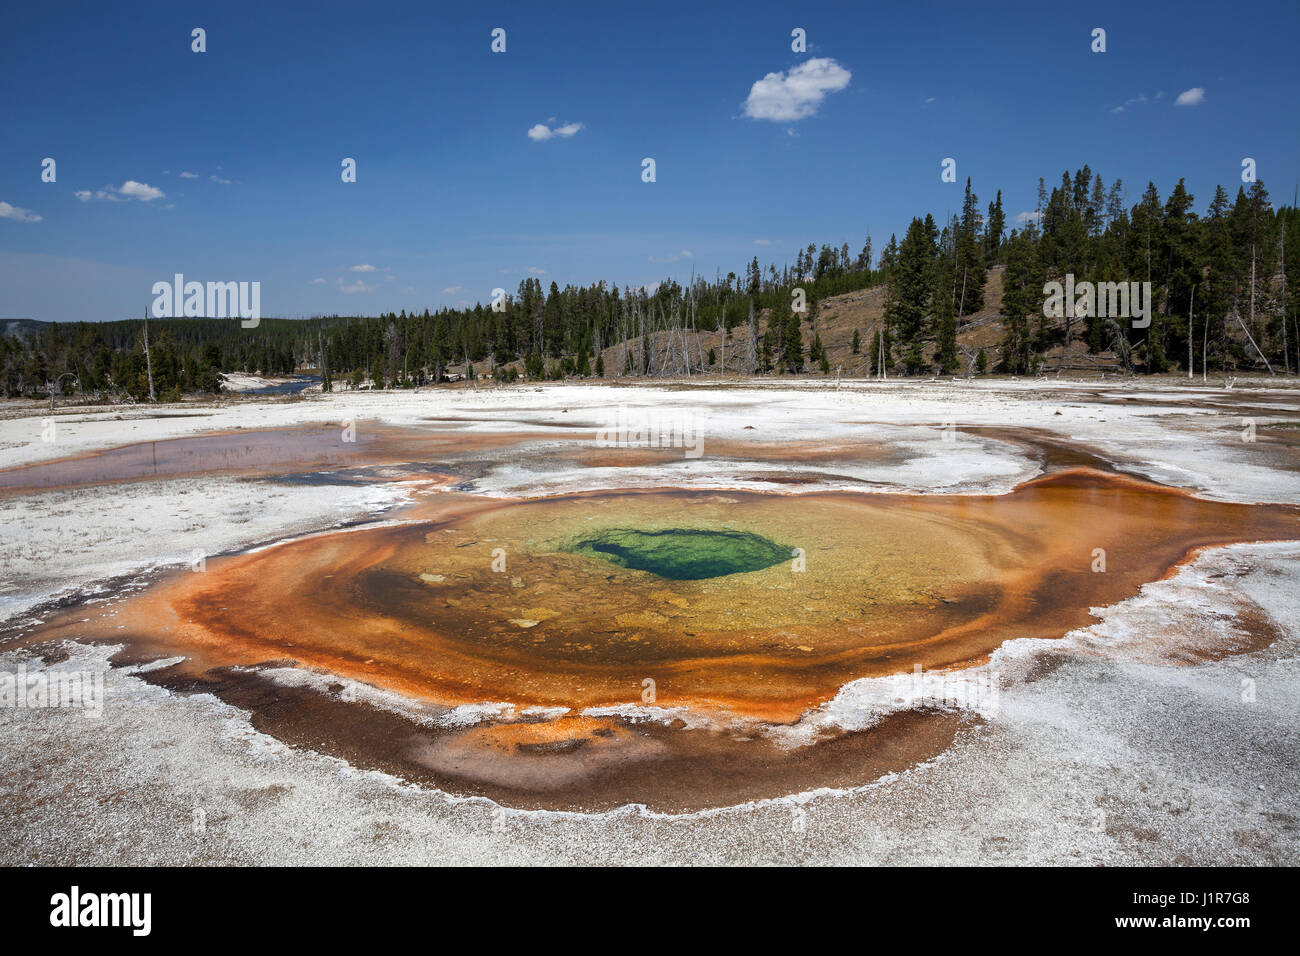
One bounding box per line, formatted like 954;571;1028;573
442;285;466;294
350;264;377;272
117;180;165;201
309;277;326;284
1175;87;1205;107
754;238;773;246
528;121;583;141
1014;210;1042;225
0;201;42;223
527;266;547;275
178;171;199;179
210;175;233;184
338;277;376;294
743;57;851;121
73;181;165;203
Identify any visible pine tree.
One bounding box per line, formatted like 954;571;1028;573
999;230;1039;374
856;233;873;271
878;234;900;271
1162;178;1199;369
985;190;1005;263
884;217;935;373
955;178;987;314
526;350;545;379
780;298;803;372
933;222;959;373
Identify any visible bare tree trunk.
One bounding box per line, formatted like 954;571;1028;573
1234;308;1274;374
1280;227;1291;374
878;322;887;380
1201;302;1208;385
745;302;758;374
717;298;726;375
143;311;156;403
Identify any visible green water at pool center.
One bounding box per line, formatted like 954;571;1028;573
567;527;792;580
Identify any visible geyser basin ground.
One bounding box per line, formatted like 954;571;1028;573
25;467;1297;810
2;381;1299;849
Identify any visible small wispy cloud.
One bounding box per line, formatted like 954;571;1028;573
309;277;327;284
210;175;233;185
649;249;693;263
754;239;773;246
74;181;165;203
527;266;547;275
441;285;466;294
1014;210;1042;225
350;264;377;272
1175;87;1205;107
0;201;42;223
338;277;376;294
1110;93;1149;114
178;171;199;179
527;121;584;141
743;57;851;122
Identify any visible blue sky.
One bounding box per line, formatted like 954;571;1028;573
2;0;1298;323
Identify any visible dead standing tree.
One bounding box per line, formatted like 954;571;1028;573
142;310;156;402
